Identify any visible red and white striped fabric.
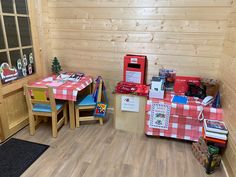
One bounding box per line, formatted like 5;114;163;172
30;76;93;101
145;92;223;141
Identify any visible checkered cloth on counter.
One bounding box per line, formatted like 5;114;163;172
145;92;223;141
30;76;93;101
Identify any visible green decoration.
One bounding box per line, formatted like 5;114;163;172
51;57;62;75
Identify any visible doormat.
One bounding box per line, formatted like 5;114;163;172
0;138;49;177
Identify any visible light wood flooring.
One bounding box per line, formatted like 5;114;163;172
13;115;227;177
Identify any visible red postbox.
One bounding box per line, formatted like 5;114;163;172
123;54;147;84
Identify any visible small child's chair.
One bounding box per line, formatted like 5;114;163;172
75;77;104;127
24;85;68;138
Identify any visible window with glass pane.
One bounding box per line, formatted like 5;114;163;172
10;50;21;68
0;52;8;64
10;49;24;77
23;48;34;63
15;0;28;14
0;0;35;83
18;17;31;46
4;16;19;48
0;18;5;49
23;48;34;75
1;0;14;14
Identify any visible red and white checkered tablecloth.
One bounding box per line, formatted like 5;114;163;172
29;76;93;101
145;92;223;141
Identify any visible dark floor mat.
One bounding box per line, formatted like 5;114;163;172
0;138;49;177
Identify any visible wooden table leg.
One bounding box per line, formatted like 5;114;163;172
69;101;75;129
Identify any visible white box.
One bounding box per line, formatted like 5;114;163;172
149;90;164;99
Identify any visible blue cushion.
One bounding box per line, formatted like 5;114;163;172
32;102;64;113
76;94;96;106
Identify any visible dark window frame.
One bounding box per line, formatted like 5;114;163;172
0;0;35;83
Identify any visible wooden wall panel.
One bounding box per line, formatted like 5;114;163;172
48;0;232;8
44;0;231;107
219;3;236;177
48;7;230;20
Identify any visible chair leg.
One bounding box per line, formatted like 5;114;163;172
64;104;68;125
99;118;103;125
29;113;35;135
51;113;58;138
75;108;80;128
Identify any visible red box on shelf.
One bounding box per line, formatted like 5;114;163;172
123;55;147;84
174;76;201;94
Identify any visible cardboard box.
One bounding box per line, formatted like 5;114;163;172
114;93;147;133
149;76;165;99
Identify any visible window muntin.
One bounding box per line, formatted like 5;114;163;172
0;52;8;64
18;17;31;46
4;16;19;48
15;0;28;14
0;18;5;49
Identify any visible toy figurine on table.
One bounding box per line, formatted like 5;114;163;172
159;68;176;91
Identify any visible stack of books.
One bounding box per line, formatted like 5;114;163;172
203;119;228;145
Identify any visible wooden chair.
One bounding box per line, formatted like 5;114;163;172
75;78;103;127
24;85;68;138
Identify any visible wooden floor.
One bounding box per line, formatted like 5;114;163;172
13;116;227;177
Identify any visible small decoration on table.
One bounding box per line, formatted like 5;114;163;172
51;57;62;75
159;68;176;91
149;76;165;99
94;102;108;118
114;81;149;96
185;82;206;99
212;91;221;108
201;78;219;97
174;76;201;94
172;95;188;104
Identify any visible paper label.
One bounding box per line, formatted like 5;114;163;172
149;103;171;130
131;58;138;63
125;71;141;84
121;95;140;112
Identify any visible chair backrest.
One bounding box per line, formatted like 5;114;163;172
24;85;57;112
93;77;103;103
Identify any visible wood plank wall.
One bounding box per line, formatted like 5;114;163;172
219;1;236;176
43;0;232;106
